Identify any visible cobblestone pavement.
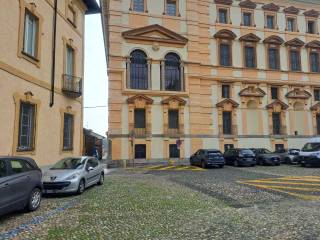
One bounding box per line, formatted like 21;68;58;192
0;165;320;239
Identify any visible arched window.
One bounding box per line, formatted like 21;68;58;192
129;50;148;90
164;53;182;91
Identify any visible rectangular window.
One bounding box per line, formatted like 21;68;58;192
135;144;146;159
268;48;279;70
219;9;228;24
266;15;275;29
220;43;231;66
272;112;281;135
223;111;232;135
287;18;295;32
23;10;38;58
169;144;180;158
290;50;301;71
18;102;36;151
134;109;146;129
314;89;320;101
168;110;179;129
222;84;230;98
243;12;252;26
271;87;278;100
307;21;316;34
63;113;74;150
166;0;177;16
275;144;284;151
317;114;320;135
224;144;234;152
133;0;145;12
244;46;255;68
310;52;320;72
66;46;74;76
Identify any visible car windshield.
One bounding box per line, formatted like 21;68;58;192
262;149;272;154
302;143;320;152
240;149;254;155
50;157;85;170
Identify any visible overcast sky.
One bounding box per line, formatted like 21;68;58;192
83;12;108;137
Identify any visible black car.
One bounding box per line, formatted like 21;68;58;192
190;149;225;168
224;148;256;167
251;148;281;166
0;157;43;216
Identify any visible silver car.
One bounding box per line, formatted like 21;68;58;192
274;148;300;164
42;157;105;194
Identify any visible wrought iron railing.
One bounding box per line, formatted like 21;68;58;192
62;74;82;98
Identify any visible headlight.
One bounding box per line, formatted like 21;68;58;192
66;173;80;180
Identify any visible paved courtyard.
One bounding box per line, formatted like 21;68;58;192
1;165;320;239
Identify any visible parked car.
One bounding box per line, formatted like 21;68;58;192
299;138;320;167
190;149;225;168
0;157;42;216
250;148;281;166
224;148;256;167
42;157;105;194
274;148;300;164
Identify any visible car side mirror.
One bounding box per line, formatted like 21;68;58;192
87;166;94;171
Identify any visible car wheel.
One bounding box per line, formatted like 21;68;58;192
219;165;224;168
234;160;239;167
27;188;41;211
301;162;306;167
201;161;206;169
97;173;104;185
77;179;85;194
285;158;291;164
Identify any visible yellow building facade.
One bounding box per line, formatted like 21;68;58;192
102;0;320;162
0;0;99;166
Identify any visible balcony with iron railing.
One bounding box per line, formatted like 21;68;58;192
62;74;82;98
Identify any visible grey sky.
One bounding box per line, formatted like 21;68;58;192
84;12;108;137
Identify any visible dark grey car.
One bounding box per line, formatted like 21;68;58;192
0;157;43;216
190;149;225;168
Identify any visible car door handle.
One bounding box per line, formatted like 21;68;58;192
0;183;9;189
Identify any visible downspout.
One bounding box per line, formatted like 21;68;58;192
50;0;58;107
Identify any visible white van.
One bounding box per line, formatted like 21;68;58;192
299;138;320;167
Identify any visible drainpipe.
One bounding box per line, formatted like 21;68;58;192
50;0;58;107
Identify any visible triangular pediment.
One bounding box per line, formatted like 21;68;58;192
311;102;320;111
263;35;284;45
286;89;311;99
214;29;237;40
284;6;299;15
122;24;188;45
239;33;261;42
161;96;186;105
285;38;305;47
239;87;266;97
262;3;280;12
266;100;289;110
127;95;154;104
216;98;239;108
239;0;257;9
304;9;319;18
306;40;320;49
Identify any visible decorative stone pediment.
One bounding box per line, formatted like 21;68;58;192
306;40;320;49
239;0;257;9
285;38;305;47
161;96;186;106
266;100;289;110
214;29;237;40
263;35;284;45
286;89;311;99
311;102;320;111
122;24;188;45
216;98;239;108
239;87;266;97
304;9;319;18
262;3;280;12
284;6;299;15
127;95;154;105
214;0;233;5
239;33;261;42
